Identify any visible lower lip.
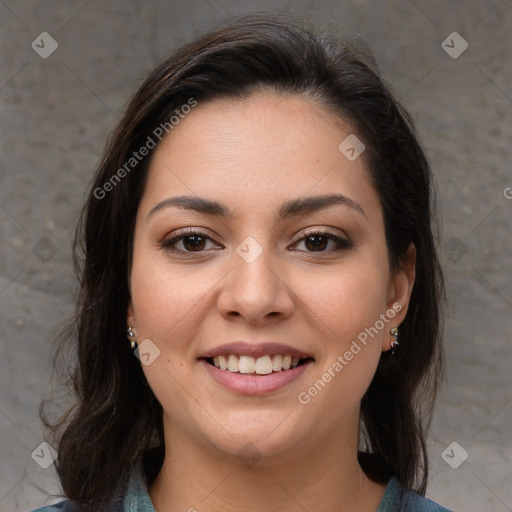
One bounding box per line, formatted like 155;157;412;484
199;359;312;395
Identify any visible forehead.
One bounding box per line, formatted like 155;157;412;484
140;92;379;220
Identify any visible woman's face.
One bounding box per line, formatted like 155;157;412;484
128;91;414;462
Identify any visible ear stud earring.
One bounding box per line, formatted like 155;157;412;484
126;327;137;349
390;327;399;357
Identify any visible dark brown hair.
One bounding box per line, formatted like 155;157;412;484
41;11;444;510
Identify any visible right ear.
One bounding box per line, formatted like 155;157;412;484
127;301;136;331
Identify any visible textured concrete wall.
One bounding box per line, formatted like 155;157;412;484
1;1;511;511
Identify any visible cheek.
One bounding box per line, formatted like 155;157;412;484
299;262;389;412
130;251;216;341
303;260;390;342
130;257;208;423
298;286;386;426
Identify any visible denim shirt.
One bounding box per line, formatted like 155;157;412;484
30;462;453;512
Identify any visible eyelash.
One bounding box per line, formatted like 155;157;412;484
161;228;352;254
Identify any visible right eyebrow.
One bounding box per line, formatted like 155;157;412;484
148;196;229;219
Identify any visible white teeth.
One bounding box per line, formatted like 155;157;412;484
255;355;273;374
209;354;306;374
272;354;283;371
219;355;228;370
227;354;239;372
239;355;256;374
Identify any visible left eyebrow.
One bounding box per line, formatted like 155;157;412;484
278;193;367;220
147;193;367;220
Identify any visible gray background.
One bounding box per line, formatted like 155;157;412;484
1;1;511;511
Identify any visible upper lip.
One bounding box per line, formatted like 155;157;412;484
200;341;314;360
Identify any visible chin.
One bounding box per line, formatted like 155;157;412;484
198;414;307;465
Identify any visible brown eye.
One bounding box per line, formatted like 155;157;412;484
181;234;206;251
293;231;352;253
161;230;220;253
304;234;328;251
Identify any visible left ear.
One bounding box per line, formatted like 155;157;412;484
383;243;416;349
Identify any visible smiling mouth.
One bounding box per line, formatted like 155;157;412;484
202;354;314;375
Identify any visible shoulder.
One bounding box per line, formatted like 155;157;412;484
27;449;160;512
28;498;125;511
401;487;453;511
378;477;453;512
29;501;76;512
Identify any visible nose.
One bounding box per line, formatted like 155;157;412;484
216;244;295;326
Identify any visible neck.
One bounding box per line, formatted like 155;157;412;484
149;416;386;512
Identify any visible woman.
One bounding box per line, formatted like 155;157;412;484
34;12;450;512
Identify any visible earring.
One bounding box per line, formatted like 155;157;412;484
390;327;399;357
126;327;137;349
